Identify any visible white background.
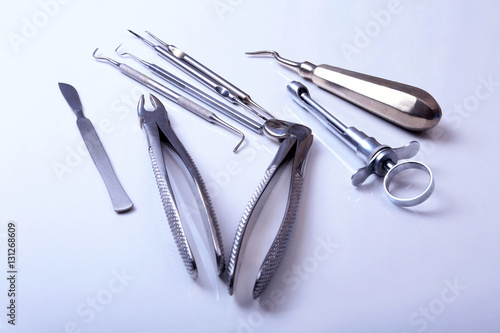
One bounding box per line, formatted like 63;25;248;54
1;0;499;332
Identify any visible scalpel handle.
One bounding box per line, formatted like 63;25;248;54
76;118;133;213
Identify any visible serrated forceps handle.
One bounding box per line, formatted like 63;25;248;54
227;120;313;298
138;94;225;279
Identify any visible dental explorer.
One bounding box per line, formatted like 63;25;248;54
288;81;434;207
114;45;264;134
247;50;442;132
128;30;276;121
92;48;245;152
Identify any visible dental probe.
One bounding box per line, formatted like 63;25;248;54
93;48;245;152
114;45;264;134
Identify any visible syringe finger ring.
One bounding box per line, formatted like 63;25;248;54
383;161;434;207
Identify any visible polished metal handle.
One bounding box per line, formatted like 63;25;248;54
246;50;442;131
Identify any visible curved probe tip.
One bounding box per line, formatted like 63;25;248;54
114;43;124;53
245;50;301;71
232;133;245;153
245;50;277;56
92;48;120;67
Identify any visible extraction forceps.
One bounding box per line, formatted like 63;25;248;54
128;30;276;121
92;49;245;152
246;50;442;132
126;32;313;297
288;81;434;207
126;32;314;296
137;93;225;278
227;119;313;298
114;45;264;134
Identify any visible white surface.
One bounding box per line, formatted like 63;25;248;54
1;1;499;332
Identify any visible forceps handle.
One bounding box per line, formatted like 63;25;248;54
227;122;313;298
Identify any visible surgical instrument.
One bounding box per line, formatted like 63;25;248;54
59;82;133;213
288;81;434;207
137;93;225;278
122;33;313;297
114;45;264;134
128;30;275;121
227;119;313;298
246;50;442;132
92;49;245;152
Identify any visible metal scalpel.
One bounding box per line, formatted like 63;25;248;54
92;49;245;152
288;81;434;207
58;82;133;213
246;50;442;132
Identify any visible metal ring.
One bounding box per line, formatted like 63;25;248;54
383;161;435;207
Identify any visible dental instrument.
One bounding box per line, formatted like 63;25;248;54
247;50;442;131
92;49;245;152
288;81;434;207
137;94;225;278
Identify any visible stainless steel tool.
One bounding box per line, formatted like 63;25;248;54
137;94;225;278
247;50;442;132
114;32;314;297
288;81;434;207
226;119;313;298
114;45;264;134
92;49;245;152
58;82;133;213
128;30;276;121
